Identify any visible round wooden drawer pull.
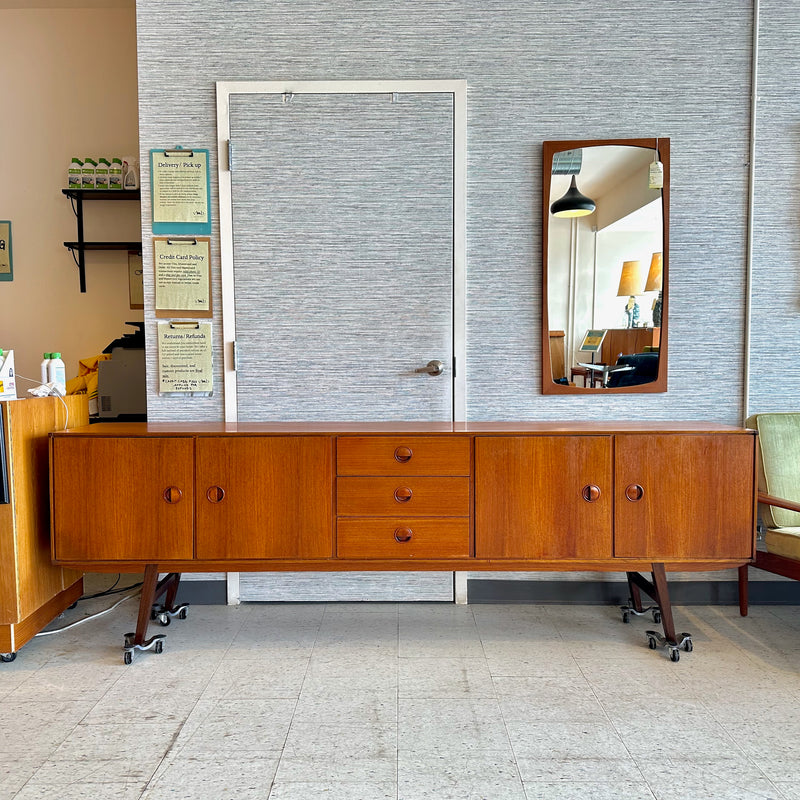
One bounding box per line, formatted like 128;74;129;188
162;486;183;504
393;486;413;503
625;483;644;502
581;484;601;502
394;446;413;463
206;485;226;503
394;527;413;543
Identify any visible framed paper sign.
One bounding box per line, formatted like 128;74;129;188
150;147;211;235
153;237;211;317
0;221;12;282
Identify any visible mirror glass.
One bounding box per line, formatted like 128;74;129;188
542;138;669;394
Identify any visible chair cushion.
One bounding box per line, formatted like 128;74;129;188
765;527;800;560
747;412;800;528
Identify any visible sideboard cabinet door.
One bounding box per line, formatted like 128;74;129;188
614;434;755;559
195;436;334;559
475;436;613;559
51;437;194;561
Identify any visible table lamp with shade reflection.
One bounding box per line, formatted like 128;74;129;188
645;252;663;327
617;260;645;328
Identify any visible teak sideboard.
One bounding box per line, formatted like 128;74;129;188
49;421;757;663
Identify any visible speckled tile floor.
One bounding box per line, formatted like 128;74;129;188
2;578;800;800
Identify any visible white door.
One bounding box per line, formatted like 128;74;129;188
217;80;466;600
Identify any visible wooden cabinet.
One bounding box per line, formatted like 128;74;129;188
614;434;755;559
49;422;756;572
1;397;87;658
196;436;333;559
51;436;194;561
335;435;471;560
474;431;755;562
601;328;660;364
475;436;613;559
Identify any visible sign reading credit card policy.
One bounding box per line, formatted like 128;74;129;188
150;148;211;235
158;321;213;395
154;237;211;317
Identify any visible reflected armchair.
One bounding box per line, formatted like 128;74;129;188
739;412;800;615
605;352;659;388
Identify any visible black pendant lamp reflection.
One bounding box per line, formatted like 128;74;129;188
550;175;596;218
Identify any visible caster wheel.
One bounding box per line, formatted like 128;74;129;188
653;610;662;624
154;640;164;654
670;649;680;662
68;601;78;610
1;652;17;663
622;612;630;624
150;609;158;621
178;607;188;620
123;651;133;665
123;632;135;647
647;636;657;650
684;639;693;653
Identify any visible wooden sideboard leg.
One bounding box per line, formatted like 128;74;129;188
150;573;189;626
738;564;749;617
643;563;693;662
619;571;661;624
620;565;693;661
122;564;167;665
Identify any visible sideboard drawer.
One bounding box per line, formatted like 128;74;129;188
337;518;470;559
337;436;471;476
337;476;470;516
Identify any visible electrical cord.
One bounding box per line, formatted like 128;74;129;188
79;578;144;601
34;589;140;636
16;373;70;429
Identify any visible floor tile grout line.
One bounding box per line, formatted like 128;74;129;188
137;601;258;797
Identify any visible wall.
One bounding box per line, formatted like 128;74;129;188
136;0;760;424
0;7;141;386
749;1;800;416
133;1;799;597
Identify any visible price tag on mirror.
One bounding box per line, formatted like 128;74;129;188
649;159;664;189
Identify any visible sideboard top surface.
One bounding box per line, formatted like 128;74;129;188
51;421;756;437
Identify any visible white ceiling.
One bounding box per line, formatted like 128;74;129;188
549;145;655;201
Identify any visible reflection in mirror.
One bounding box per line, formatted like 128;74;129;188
542;138;669;394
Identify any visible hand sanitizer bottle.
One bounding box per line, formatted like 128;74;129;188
40;353;50;384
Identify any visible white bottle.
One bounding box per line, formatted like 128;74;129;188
95;158;110;189
109;157;123;190
48;352;66;395
40;353;50;384
82;158;97;189
123;156;139;190
67;158;82;190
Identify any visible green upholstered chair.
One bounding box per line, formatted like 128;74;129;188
739;412;800;615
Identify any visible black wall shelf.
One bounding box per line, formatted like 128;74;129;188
62;189;142;292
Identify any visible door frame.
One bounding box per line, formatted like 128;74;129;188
216;79;467;422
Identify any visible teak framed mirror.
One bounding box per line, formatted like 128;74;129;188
542;137;669;395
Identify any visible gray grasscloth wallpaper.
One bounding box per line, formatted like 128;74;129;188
134;2;797;595
136;0;783;424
